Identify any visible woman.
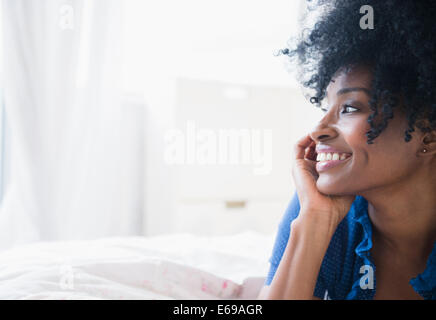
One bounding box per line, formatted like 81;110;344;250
259;0;436;299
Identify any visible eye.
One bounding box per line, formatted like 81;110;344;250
341;104;359;113
320;104;359;114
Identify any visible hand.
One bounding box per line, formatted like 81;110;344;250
291;134;356;226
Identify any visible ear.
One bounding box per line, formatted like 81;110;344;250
420;129;436;155
413;117;436;156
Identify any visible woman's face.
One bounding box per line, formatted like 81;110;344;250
310;65;424;196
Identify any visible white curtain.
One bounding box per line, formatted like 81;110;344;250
0;0;144;251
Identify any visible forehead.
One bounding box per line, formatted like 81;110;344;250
326;65;373;97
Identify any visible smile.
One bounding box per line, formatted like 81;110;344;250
315;152;352;172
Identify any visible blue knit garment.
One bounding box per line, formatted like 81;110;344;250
265;192;436;299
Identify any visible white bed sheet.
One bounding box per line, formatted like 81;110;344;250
0;231;274;300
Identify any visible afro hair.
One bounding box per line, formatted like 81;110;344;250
279;0;436;144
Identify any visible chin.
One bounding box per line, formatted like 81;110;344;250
316;178;350;196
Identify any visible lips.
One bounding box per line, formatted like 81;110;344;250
315;154;352;172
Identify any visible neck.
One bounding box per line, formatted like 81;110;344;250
359;169;436;260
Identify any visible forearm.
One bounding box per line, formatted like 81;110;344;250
265;211;338;299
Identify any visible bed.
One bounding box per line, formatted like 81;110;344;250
0;231;273;300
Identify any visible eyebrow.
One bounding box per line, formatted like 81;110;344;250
337;87;371;96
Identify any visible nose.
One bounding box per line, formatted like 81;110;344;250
309;116;339;143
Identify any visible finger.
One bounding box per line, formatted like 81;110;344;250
305;146;314;161
305;141;317;161
294;134;314;159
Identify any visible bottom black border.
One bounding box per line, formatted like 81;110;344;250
0;299;431;318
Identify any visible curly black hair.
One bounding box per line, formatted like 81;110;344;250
278;0;436;144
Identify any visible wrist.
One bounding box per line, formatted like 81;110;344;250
292;209;340;240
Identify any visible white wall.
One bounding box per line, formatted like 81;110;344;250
121;0;322;236
170;78;321;235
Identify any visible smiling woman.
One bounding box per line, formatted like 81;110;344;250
259;0;436;300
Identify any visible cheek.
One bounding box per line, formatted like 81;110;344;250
341;113;370;134
342;115;401;163
352;137;418;184
342;121;370;153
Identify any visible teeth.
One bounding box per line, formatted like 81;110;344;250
316;152;351;162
